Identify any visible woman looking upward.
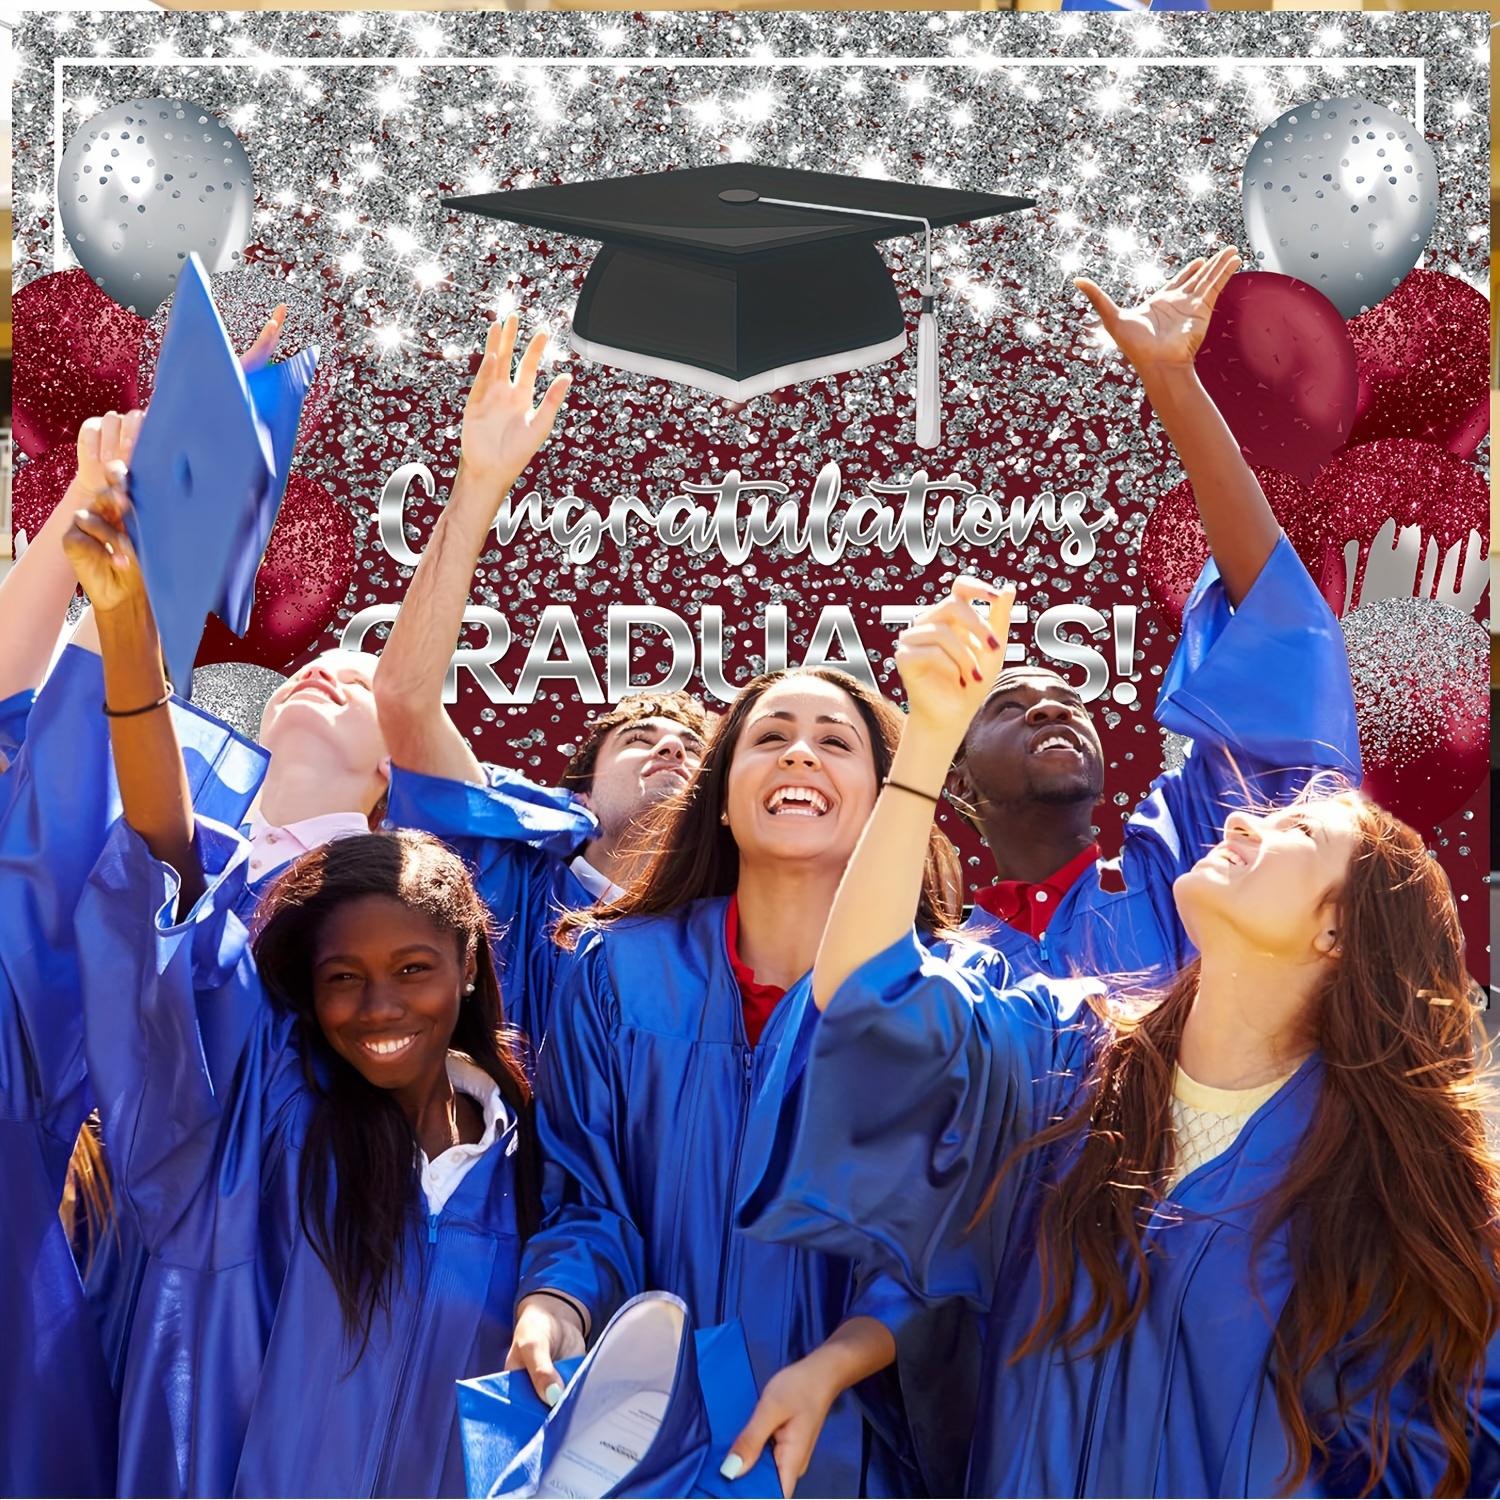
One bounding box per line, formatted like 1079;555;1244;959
507;664;982;1497
741;577;1500;1497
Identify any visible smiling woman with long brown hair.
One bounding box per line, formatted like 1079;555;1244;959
504;663;975;1497
740;579;1500;1498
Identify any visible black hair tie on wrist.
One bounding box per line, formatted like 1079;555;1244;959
541;1289;591;1337
103;685;174;718
881;777;942;805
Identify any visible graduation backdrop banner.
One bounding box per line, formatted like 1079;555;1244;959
11;10;1491;976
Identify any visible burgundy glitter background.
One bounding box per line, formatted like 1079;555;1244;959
12;11;1489;977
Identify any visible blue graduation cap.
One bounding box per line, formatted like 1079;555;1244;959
125;254;317;697
458;1297;780;1499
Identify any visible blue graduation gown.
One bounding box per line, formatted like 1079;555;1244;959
968;536;1360;982
0;646;267;1498
0;650;117;1499
386;762;598;1052
518;899;1008;1497
79;816;526;1498
743;933;1500;1497
0;685;35;768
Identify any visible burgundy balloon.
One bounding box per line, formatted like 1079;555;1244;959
11;446;82;549
1360;734;1490;834
1345;269;1490;459
1140;466;1311;631
194;474;356;672
1288;439;1488;619
13;270;148;460
1193;272;1358;485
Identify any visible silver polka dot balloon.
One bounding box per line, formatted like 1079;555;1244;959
58;97;256;317
1241;97;1437;319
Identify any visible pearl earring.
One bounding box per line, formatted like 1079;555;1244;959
463;982;475;996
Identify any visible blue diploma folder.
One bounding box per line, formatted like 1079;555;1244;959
458;1299;780;1499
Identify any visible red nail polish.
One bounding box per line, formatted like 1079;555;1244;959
987;636;1001;650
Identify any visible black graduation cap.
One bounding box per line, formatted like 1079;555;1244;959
444;164;1033;447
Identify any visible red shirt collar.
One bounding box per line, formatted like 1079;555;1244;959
725;893;786;1047
972;842;1102;939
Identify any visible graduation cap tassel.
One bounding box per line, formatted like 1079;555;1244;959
915;219;939;450
915;282;940;451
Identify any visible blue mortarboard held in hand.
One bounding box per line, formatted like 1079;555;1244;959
458;1294;780;1499
125;253;317;697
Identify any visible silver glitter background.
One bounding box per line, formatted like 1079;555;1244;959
11;11;1489;943
1341;597;1488;772
189;660;289;743
15;14;1486;700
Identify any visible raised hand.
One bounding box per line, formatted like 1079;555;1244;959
895;577;1015;757
458;316;572;493
1074;247;1240;372
61;469;145;618
71;409;144;503
239;304;287;373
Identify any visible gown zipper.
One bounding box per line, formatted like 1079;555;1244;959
373;1210;439;1489
715;1045;756;1325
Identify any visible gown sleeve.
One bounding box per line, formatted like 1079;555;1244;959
742;930;1101;1311
516;935;645;1329
78;814;303;1264
0;687;36;770
737;950;1001;1497
1156;533;1358;783
0;649;115;1135
386;761;596;864
1054;535;1360;979
78;818;308;1500
0;646;266;1128
385;762;599;1049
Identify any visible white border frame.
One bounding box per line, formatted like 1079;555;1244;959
49;52;1426;269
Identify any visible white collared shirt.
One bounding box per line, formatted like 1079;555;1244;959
244;808;373;884
567;854;625;905
420;1054;513;1216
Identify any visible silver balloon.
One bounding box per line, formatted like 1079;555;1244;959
188;662;287;743
58;97;256;318
1241;97;1437;319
